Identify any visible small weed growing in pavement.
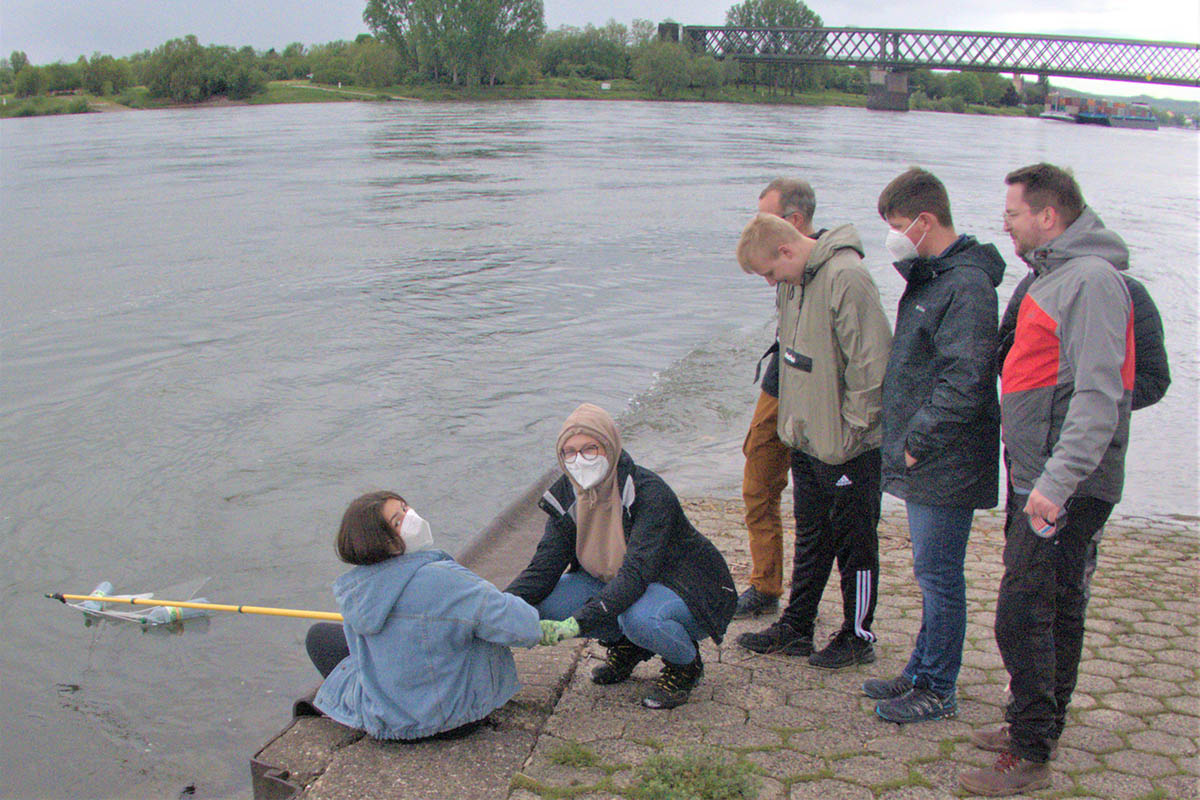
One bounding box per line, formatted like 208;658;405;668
628;751;759;800
547;741;599;768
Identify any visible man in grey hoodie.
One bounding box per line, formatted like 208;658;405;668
960;164;1135;797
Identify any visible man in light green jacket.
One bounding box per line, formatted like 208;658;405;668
735;212;893;669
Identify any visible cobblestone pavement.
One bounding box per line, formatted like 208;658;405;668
509;498;1199;800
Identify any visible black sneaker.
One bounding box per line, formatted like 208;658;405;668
862;674;913;700
641;650;704;709
807;629;875;669
737;620;813;656
591;638;653;685
733;587;780;618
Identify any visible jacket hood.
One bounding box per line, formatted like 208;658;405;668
805;224;864;278
894;234;1006;288
332;549;453;635
1025;206;1129;275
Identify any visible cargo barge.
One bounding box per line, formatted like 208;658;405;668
1040;92;1159;130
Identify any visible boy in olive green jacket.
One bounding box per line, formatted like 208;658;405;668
735;212;892;670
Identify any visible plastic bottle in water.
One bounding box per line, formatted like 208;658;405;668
144;598;212;625
80;581;114;613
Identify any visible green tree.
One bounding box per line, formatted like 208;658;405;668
44;61;82;92
632;40;688;97
10;50;29;73
364;0;544;86
540;24;628;79
630;18;656;46
725;0;824;95
725;0;822;27
14;65;44;97
947;71;983;104
353;38;404;86
145;35;209;101
142;36;266;102
977;72;1009;106
687;53;726;97
309;41;355;85
909;69;947;99
81;52;132;95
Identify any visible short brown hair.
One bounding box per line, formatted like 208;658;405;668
1005;163;1084;227
761;178;816;224
877;167;953;226
336;490;406;565
736;212;802;273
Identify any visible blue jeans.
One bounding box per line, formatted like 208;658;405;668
902;502;974;696
536;572;706;665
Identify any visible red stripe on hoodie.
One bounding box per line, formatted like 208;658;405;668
1121;304;1136;390
1002;294;1059;395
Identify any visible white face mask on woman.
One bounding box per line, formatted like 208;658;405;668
566;454;610;490
399;507;435;552
885;216;926;262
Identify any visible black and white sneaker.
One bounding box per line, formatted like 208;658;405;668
807;629;875;669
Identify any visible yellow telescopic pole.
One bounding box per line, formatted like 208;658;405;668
49;593;343;621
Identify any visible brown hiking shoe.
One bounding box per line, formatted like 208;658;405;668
969;725;1059;760
959;751;1052;797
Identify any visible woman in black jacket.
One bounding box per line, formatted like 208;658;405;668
506;403;736;709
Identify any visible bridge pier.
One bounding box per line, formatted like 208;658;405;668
866;69;910;111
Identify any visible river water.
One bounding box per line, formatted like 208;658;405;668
1;100;1195;798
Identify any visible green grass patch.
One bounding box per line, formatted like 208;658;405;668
875;767;933;791
509;773;596;798
629;736;665;751
627;752;759;800
1;94;92;118
547;740;600;769
1130;789;1169;800
253;82;374;104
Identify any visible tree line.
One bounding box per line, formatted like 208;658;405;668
3;0;1176;119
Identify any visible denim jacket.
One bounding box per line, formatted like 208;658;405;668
314;549;541;740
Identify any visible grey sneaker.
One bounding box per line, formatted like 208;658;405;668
862;674;913;700
733;587;780;618
875;687;957;723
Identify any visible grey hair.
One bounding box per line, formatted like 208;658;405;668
760;178;816;224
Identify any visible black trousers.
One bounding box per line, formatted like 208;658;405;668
306;622;351;678
780;447;881;641
995;493;1113;763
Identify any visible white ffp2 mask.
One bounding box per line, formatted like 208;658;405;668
566;455;610;490
399;508;434;552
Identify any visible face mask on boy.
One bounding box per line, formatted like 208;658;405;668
885;216;926;262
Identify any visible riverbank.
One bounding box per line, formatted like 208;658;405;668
4;77;1037;119
252;496;1199;799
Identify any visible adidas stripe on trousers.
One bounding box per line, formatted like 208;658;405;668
780;447;881;641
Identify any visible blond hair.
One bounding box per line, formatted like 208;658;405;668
736;212;802;273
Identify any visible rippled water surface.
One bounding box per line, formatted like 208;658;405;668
1;100;1195;798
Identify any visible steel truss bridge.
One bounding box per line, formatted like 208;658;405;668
682;27;1200;88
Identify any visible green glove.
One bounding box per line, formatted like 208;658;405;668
539;617;580;646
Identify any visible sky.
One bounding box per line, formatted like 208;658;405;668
2;0;1196;100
